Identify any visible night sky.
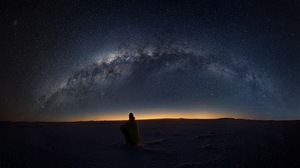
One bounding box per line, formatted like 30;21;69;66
1;0;299;121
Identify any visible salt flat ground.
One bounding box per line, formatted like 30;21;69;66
0;119;300;168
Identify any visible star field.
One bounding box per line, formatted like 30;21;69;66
1;0;299;121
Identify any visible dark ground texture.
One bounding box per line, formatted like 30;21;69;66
1;119;300;168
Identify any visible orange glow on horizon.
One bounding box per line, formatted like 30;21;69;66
57;109;249;122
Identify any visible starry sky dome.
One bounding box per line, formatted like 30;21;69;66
1;0;299;121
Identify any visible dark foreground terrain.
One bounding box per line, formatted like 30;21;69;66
1;119;300;167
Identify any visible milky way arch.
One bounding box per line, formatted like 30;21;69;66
38;45;279;118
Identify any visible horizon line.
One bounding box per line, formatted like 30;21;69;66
1;117;299;123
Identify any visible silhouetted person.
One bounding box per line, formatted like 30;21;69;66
120;113;139;145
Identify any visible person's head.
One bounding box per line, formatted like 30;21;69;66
129;113;135;120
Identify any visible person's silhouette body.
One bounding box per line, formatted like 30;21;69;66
120;113;139;145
